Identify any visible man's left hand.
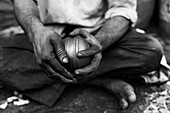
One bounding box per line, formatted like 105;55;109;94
70;29;102;78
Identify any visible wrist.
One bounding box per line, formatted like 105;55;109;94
95;34;105;50
27;17;45;40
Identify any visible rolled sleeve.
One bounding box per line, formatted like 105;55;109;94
105;0;137;27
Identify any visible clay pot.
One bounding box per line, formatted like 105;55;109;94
64;36;92;72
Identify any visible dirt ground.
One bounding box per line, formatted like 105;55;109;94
1;0;170;113
0;81;170;113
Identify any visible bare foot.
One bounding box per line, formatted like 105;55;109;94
89;79;136;109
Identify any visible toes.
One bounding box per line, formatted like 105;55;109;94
118;82;136;109
123;85;136;102
119;98;128;109
108;79;136;103
91;79;137;109
101;79;136;109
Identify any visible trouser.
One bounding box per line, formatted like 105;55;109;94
0;28;163;106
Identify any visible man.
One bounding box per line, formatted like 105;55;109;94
0;0;163;109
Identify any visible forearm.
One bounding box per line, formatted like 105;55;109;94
12;0;44;41
95;16;130;50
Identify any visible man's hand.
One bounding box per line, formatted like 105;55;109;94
12;0;74;83
32;27;74;83
70;29;102;77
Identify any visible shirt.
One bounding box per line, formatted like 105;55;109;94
37;0;137;34
159;0;170;22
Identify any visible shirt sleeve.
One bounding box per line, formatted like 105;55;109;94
105;0;137;27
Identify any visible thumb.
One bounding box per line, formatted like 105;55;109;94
51;37;69;63
69;29;80;36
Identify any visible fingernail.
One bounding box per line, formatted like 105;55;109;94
75;70;79;74
69;32;74;35
62;57;68;63
78;53;82;56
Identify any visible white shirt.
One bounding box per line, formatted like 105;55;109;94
159;0;170;22
37;0;137;34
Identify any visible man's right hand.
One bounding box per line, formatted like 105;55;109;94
31;27;74;83
12;0;74;83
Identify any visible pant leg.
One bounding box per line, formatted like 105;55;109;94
92;28;163;79
0;34;66;106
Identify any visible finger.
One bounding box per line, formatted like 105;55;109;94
84;33;101;47
73;78;78;84
52;72;73;83
73;29;101;48
41;61;73;83
75;53;102;75
48;57;74;79
70;29;94;42
50;36;69;63
69;29;81;36
77;45;101;57
70;29;96;44
70;29;102;57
